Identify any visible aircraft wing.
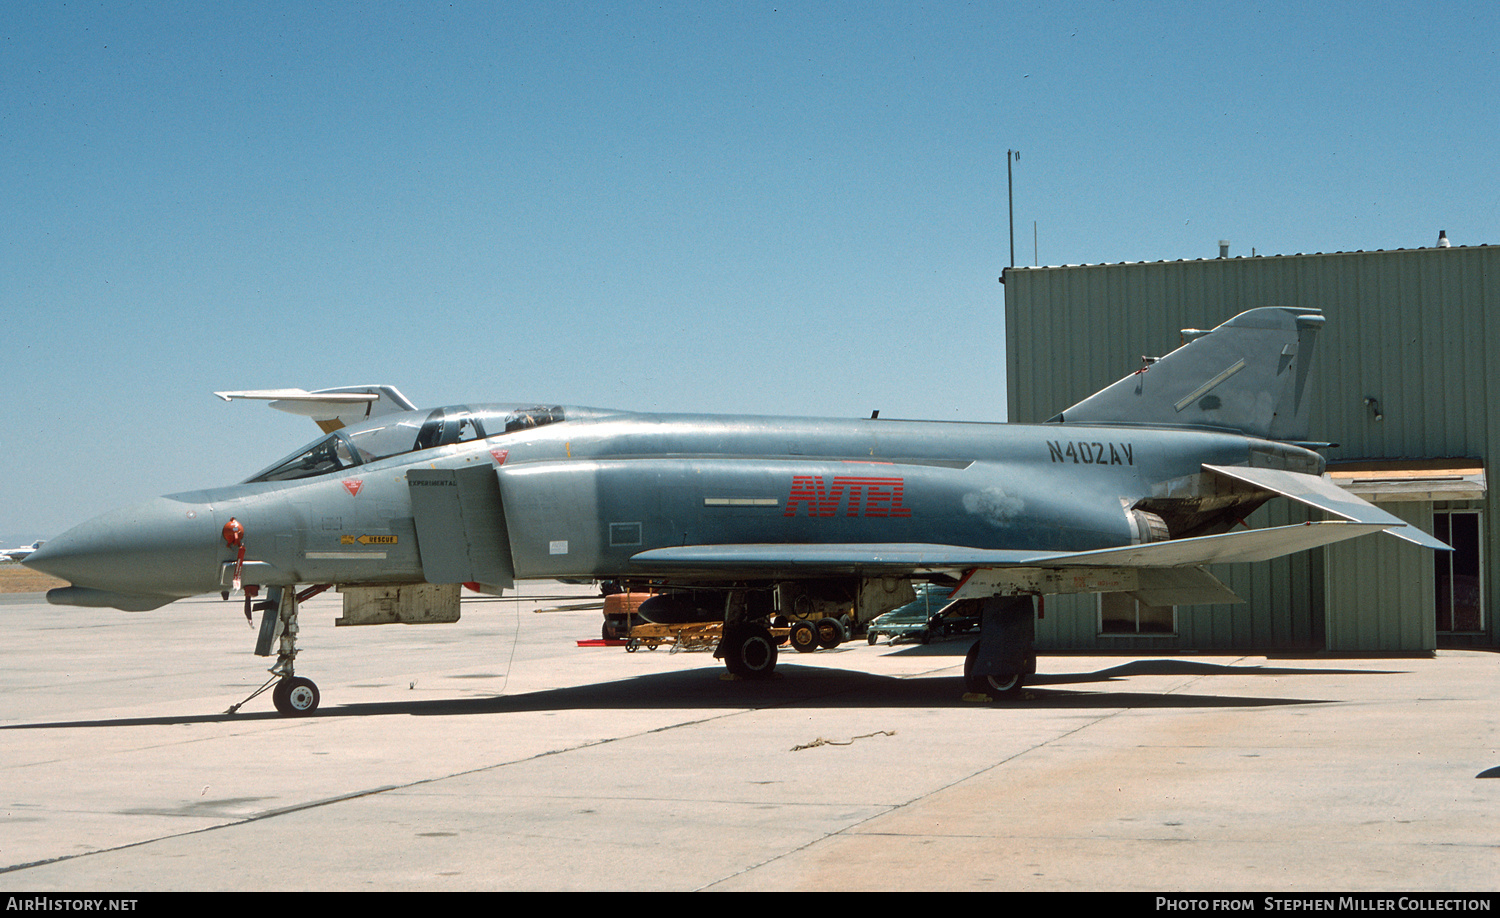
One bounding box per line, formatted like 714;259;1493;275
631;520;1392;574
632;522;1390;605
1203;464;1451;551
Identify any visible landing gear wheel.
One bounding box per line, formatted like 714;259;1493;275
272;676;321;715
789;619;820;653
720;624;778;679
964;642;1024;698
814;617;846;649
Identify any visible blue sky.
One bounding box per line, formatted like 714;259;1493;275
3;1;1497;541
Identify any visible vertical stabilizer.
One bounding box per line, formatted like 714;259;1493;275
1049;307;1323;441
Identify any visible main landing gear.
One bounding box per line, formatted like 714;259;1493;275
962;595;1036;699
716;622;778;679
227;584;330;716
963;642;1025;697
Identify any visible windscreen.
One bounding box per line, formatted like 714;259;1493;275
248;433;362;482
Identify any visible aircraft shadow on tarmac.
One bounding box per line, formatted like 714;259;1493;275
0;655;1391;730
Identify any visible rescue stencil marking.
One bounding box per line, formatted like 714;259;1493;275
341;534;398;545
784;475;912;518
1046;440;1135;465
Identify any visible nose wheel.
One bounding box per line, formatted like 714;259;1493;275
272;676;320;715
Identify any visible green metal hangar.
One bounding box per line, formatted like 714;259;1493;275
1001;242;1496;653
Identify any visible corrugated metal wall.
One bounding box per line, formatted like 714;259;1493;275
1004;245;1498;651
1324;502;1436;651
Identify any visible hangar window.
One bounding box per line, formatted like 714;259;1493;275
1434;510;1483;633
1098;593;1175;636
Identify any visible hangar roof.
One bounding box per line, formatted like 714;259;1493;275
1001;243;1496;278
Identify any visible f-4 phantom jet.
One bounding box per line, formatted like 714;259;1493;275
26;307;1447;714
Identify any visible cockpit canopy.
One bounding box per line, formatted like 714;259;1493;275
247;404;568;483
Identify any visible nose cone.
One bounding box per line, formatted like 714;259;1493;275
25;497;221;600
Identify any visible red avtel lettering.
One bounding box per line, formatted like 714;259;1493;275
784;475;911;518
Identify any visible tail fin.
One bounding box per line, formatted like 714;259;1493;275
1048;307;1324;441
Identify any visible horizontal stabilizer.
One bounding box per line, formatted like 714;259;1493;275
1204;464;1451;551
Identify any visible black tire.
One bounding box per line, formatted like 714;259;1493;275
721;624;778;679
815;617;845;649
789;619;820;653
273;676;320;716
963;642;1024;698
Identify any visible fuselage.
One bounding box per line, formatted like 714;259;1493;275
26;405;1321;609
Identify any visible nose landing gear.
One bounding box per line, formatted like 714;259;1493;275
226;584;330;716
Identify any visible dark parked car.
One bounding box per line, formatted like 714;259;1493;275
866;584;987;645
866;585;950;645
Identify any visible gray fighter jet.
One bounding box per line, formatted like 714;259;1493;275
25;307;1446;715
